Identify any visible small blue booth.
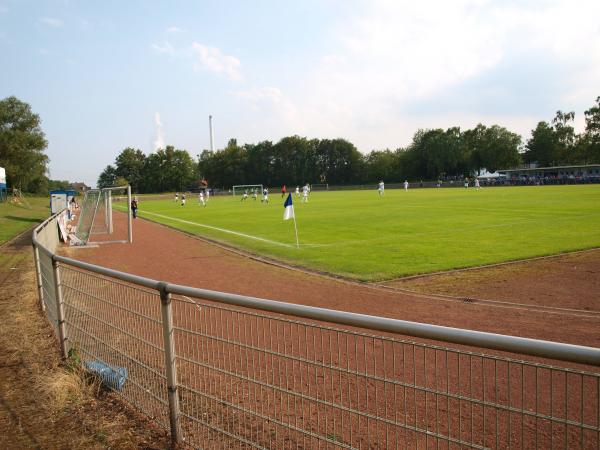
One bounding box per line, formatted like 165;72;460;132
50;189;76;214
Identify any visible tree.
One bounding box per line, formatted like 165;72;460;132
97;165;117;189
524;122;556;166
0;96;49;192
582;96;600;163
402;128;469;179
113;176;129;187
135;146;197;192
273;136;317;186
115;148;145;192
468;124;521;173
48;179;71;191
315;138;364;184
166;147;197;192
364;150;397;182
552;110;576;163
524;112;577;167
244;141;275;186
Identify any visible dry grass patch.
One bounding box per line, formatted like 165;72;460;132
0;233;170;449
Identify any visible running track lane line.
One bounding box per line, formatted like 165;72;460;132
139;210;296;248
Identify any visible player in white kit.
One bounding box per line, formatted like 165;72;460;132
301;184;309;203
403;180;409;191
198;191;206;206
378;181;385;196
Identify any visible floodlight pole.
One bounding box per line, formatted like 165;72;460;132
127;185;132;243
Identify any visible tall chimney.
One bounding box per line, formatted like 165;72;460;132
209;115;214;152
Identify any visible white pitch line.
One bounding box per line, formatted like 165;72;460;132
141;211;296;248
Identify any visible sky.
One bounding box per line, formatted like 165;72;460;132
1;0;599;187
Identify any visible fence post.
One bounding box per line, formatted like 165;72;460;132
158;282;182;445
32;243;45;312
107;189;113;235
52;258;68;358
127;185;133;243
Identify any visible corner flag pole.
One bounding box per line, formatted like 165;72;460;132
292;214;299;249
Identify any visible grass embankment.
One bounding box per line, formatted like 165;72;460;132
0;196;49;245
127;185;600;281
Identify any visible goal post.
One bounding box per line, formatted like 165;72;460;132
232;184;263;196
310;183;329;191
72;186;131;246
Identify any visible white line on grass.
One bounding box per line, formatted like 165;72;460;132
141;211;296;248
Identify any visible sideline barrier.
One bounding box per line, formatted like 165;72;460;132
33;212;600;449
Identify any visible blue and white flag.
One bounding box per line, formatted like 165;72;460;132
283;193;294;220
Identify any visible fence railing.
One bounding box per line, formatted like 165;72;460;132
32;212;600;449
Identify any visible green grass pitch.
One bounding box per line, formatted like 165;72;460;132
128;185;600;281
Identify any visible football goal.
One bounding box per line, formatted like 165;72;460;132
310;183;329;191
232;184;263;196
72;186;132;246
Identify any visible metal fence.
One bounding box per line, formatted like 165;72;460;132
32;213;600;449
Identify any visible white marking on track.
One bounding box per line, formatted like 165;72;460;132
141;211;296;248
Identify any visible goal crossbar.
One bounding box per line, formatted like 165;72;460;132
232;184;263;196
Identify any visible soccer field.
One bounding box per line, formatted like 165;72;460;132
129;185;600;281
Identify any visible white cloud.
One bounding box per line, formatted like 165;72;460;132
40;17;63;27
166;26;185;33
234;86;298;122
151;41;243;82
191;42;242;81
246;0;600;150
151;41;176;56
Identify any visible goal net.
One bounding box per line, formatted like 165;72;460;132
310;183;329;191
232;184;263;196
72;186;131;245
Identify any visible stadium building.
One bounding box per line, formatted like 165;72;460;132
498;164;600;184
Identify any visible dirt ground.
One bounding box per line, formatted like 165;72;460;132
385;249;600;312
58;215;600;449
67;214;600;350
0;231;170;449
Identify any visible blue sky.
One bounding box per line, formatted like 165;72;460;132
1;0;599;187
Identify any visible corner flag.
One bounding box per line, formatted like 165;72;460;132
283;194;299;248
283;193;294;220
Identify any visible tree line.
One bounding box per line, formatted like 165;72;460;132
1;95;598;194
196;96;599;188
99;95;600;192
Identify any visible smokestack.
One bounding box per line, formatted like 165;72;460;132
209;115;214;152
